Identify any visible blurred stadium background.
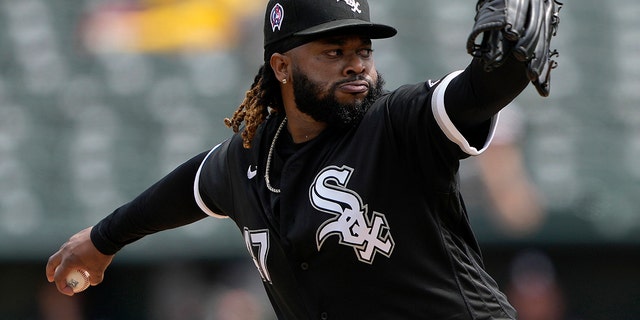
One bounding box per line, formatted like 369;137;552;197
0;0;639;319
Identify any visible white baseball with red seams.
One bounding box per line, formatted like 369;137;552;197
65;269;90;293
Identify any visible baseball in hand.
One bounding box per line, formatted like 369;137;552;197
65;269;91;293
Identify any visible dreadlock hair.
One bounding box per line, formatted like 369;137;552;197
224;64;283;149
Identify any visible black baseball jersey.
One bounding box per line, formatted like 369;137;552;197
194;70;516;320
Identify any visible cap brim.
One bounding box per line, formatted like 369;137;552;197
294;19;397;39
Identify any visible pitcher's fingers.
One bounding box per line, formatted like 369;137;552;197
57;280;76;296
52;264;76;296
89;271;104;286
45;251;62;282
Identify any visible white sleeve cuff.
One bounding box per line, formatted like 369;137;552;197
431;70;499;156
193;144;228;219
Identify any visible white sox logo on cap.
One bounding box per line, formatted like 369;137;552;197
270;1;363;34
337;0;362;13
263;0;396;50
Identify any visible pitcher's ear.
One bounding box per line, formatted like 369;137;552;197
270;53;290;84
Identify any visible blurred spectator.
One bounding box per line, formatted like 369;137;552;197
506;250;570;320
211;288;265;320
147;261;274;320
462;103;546;237
38;283;84;320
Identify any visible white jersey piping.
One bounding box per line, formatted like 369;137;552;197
193;143;228;219
431;70;499;156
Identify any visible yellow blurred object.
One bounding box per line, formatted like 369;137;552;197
83;0;264;53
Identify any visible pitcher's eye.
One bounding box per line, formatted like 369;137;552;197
325;49;343;58
359;49;374;58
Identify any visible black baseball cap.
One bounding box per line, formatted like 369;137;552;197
263;0;397;59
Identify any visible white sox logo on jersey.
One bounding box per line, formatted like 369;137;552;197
310;165;394;264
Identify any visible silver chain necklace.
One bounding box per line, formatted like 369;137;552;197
265;117;287;193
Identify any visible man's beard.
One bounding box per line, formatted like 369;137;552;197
292;68;385;129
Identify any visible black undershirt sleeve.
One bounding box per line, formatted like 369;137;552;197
90;151;210;255
445;56;530;130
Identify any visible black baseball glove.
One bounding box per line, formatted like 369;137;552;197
467;0;563;97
